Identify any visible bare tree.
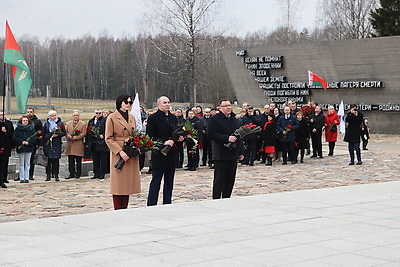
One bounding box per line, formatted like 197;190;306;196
143;0;222;106
276;0;299;44
323;0;378;39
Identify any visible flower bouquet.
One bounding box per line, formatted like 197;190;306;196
160;122;198;156
225;123;262;150
18;130;42;150
301;105;315;118
114;132;163;171
46;125;65;145
87;125;100;138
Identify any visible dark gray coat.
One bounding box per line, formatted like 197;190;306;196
344;111;364;143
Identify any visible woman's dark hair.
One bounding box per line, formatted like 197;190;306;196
116;94;132;110
18;115;31;124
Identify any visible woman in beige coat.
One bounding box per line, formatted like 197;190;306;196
105;94;141;210
65;111;87;179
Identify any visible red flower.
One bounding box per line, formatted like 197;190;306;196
87;126;93;133
287;125;293;129
59;124;65;129
0;147;4;154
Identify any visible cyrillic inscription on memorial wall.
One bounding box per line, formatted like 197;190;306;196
235;50;398;111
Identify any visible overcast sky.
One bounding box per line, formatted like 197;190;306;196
2;0;321;42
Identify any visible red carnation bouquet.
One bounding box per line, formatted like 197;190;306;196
46;124;65;145
301;105;315;118
87;125;100;138
114;131;163;171
71;129;81;137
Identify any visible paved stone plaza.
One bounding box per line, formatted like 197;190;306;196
0;134;400;266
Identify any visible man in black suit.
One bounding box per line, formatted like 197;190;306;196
208;99;244;199
146;96;184;206
0;112;14;188
309;105;325;158
85;109;108;179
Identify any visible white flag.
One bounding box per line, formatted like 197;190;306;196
130;93;143;132
338;100;346;134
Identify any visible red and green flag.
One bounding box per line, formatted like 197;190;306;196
308;70;328;90
4;20;32;113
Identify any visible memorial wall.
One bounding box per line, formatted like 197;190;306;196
221;36;400;134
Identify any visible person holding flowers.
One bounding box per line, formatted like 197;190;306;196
42;110;66;181
65;111;87;179
105;94;140;210
12;116;37;183
277;106;299;165
26;107;43;181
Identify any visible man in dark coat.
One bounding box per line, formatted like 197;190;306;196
26;107;43;181
146;96;184;206
185;110;202;171
0;112;14;188
200;107;213;168
241;106;259;166
344;104;364;165
277;106;299;164
85;109;108;179
309;105;325;158
208;99;244;199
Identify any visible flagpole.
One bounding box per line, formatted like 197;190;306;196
1;63;5;122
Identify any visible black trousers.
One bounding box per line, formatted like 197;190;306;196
91;145;108;178
0;157;9;182
213;160;238;199
311;133;323;157
202;139;212;166
175;142;184;168
187;143;199;168
68;155;82;177
147;168;175;206
243;139;257;164
46;158;60;176
282;141;295;163
29;146;37;178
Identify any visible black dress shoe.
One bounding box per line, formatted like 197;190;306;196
349;162;355;165
282;162;287;165
310;155;317;158
249;162;254;166
65;175;75;179
209;165;214;169
91;176;99;179
190;168;196;171
29;177;34;180
319;156;324;159
0;183;7;188
75;176;80;179
14;177;20;181
356;162;362;165
4;180;9;183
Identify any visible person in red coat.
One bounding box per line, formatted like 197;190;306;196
324;105;340;156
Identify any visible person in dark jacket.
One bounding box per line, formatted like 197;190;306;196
261;114;276;166
309;105;325;158
26;107;43;181
185;110;202;171
276;106;299;164
41;110;66;181
146;96;184;206
361;117;370;150
208;99;244;199
258;104;273;163
174;108;185;169
294;111;309;163
0;111;14;188
273;107;283;161
85;109;108;179
200;108;213;168
241;106;259;166
344;104;364;165
13;116;37;183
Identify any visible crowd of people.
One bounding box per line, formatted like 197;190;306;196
0;97;370;210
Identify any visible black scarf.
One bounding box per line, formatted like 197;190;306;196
118;109;129;122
